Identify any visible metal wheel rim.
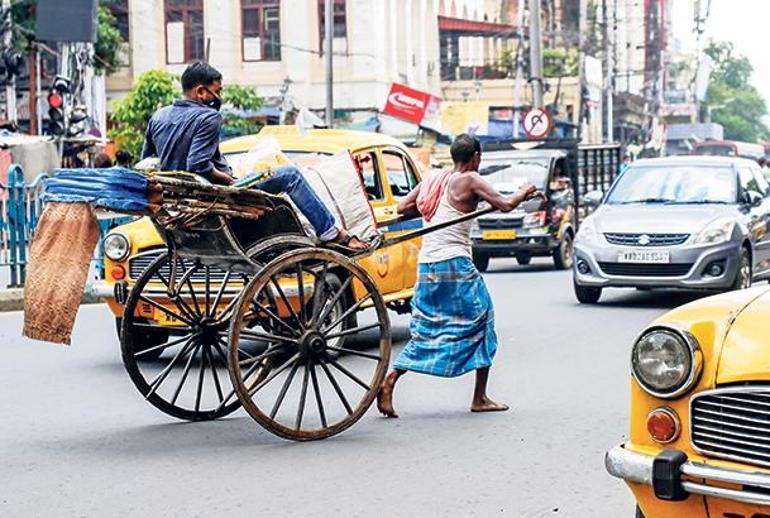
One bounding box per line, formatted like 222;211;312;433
228;248;391;441
740;257;752;289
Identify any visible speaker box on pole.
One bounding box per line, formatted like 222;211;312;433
36;0;98;43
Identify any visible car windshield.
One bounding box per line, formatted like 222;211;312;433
606;165;737;205
478;158;550;191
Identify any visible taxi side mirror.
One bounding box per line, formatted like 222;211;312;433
743;190;763;207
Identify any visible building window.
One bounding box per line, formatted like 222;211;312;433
318;0;346;54
242;0;281;62
165;0;205;64
105;0;130;67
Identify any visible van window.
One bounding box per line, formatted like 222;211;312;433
739;166;763;195
750;167;770;195
382;150;418;198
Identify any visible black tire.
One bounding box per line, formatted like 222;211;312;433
574;278;602;304
515;254;531;265
117;317;169;362
472;250;490;272
553;232;574;270
731;247;752;291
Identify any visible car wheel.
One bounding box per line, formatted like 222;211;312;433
574;278;602;304
553;232;574;270
731;248;752;291
472;251;490;272
120;317;170;361
515;254;531;265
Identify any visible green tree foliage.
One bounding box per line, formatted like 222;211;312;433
109;70;180;159
221;84;264;136
10;1;121;74
704;42;770;143
543;48;579;77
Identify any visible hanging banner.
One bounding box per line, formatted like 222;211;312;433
440;101;489;136
383;83;433;125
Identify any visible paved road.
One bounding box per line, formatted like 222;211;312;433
0;258;708;517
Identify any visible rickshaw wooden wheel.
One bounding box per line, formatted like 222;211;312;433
120;251;270;421
227;248;391;441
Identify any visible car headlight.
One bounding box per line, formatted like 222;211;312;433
694;217;734;244
631;326;702;398
523;211;546;228
576;217;598;244
103;233;130;261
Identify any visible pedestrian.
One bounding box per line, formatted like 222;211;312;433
140;61;366;250
93;152;113;168
377;134;537;418
115;149;133;168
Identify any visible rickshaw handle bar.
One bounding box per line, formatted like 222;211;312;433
375;205;497;250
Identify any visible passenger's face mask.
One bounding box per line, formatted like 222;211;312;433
202;86;222;111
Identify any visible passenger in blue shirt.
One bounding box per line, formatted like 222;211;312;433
142;62;366;249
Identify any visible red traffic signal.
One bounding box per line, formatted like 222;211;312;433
47;91;63;109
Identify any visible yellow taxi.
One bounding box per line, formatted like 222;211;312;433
606;286;770;517
94;126;423;341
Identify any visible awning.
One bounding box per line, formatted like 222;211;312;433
438;15;519;36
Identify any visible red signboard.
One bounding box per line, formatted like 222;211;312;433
383;83;434;125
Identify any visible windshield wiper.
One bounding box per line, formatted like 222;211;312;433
615;198;676;205
665;200;730;205
478;164;509;176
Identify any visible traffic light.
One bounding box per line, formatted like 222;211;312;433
47;76;71;136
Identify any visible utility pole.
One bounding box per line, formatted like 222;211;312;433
577;0;587;140
324;0;333;127
512;0;526;138
529;0;544;109
2;0;16;124
603;0;614;143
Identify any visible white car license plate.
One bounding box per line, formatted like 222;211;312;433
617;250;670;263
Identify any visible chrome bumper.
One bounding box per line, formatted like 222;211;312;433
606;445;770;507
89;280;115;299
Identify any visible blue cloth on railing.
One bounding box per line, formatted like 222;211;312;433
43;168;149;212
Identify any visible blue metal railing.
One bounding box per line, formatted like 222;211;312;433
0;164;134;288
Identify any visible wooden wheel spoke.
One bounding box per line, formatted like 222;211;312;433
170;342;200;405
327;358;371;391
238;345;284;368
146;338;196;398
309;362;327;428
319;360;353;415
270;275;301;330
239;328;299;345
205;345;225;404
213;295;240;324
130;322;193;334
194;344;206;412
209;271;232;318
324;321;381;341
295;364;310;430
134;331;198;359
204;266;211;317
138;295;195;327
251;301;298;337
246;353;301;398
315;275;353;327
323;293;372;333
309;262;329;325
215;354;267;411
269;360;301;419
295;263;307;326
325;345;381;361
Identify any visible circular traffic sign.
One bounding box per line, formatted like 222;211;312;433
523;108;553;139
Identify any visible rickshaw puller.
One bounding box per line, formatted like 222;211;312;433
141;61;366;250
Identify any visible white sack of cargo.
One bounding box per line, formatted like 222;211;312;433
292;152;378;241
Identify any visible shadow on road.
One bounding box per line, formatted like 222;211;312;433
596;289;706;309
486;263;560;274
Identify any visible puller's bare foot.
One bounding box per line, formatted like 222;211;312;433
377;374;399;418
471;396;510;413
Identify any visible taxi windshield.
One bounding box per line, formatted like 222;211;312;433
606;165;738;205
478;158;550;191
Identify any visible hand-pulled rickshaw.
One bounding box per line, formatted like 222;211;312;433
113;171;491;441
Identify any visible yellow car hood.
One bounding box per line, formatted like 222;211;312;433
716;287;770;384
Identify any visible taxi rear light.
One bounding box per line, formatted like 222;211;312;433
111;265;126;281
647;407;680;444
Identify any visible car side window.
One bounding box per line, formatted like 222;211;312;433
750;167;770;196
354;151;384;200
738;167;762;195
382;150;418;198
